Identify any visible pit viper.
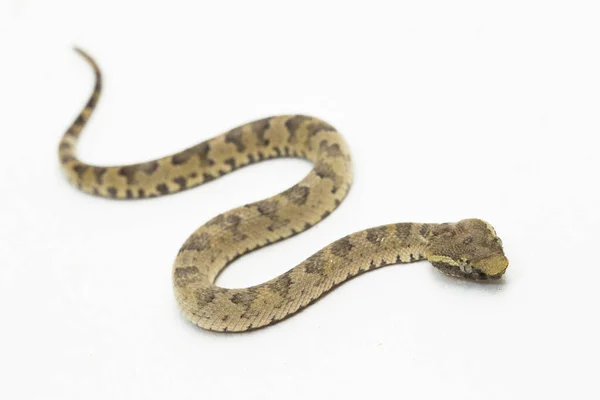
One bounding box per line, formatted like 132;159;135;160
59;49;509;332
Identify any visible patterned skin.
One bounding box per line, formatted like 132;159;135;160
60;49;508;332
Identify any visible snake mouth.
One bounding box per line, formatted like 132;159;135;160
432;261;504;282
431;252;508;282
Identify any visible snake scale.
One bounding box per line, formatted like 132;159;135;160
59;49;509;332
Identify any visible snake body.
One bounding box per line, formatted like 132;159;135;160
59;49;509;332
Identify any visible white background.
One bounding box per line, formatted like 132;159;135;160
1;1;599;399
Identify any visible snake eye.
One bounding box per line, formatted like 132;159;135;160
464;237;473;245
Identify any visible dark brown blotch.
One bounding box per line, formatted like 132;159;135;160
173;176;188;190
140;161;159;174
64;128;77;138
172;142;213;167
255;200;279;216
93;167;107;184
74;114;86;127
319;140;344;158
431;223;453;237
267;218;290;232
225;127;246;152
366;226;388;245
156;183;169;195
174;266;201;286
72;164;88;179
202;173;215;183
61;155;76;163
196;289;216;307
267;274;293;297
252;118;271;147
182;232;211;252
313;161;340;193
230;289;259;305
226;214;242;227
282;185;310;205
64;127;79;138
307;121;335;137
86;95;98;109
206;214;242;230
304;253;324;274
285;115;313;137
206;214;225;227
107;187;118;198
395;223;412;240
330;236;354;257
224;157;237;170
118;161;159;185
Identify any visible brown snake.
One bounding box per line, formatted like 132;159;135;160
59;49;509;332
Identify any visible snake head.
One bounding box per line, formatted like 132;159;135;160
425;219;508;281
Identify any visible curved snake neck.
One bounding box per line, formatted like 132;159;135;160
59;48;509;332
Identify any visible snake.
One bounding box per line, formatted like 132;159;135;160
59;48;509;332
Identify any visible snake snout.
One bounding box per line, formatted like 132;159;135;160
473;253;509;280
